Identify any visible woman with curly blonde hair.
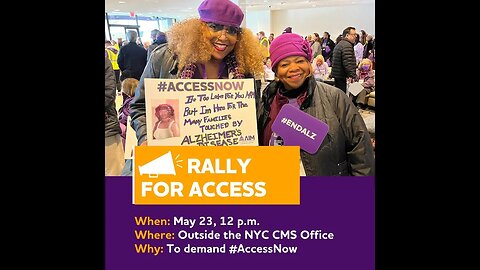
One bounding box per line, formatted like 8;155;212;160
166;18;264;79
127;0;264;152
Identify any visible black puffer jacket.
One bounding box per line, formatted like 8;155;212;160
257;77;375;176
331;38;357;79
105;58;121;138
117;42;147;81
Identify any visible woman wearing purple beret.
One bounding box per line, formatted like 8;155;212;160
257;33;375;176
129;0;263;145
123;0;264;175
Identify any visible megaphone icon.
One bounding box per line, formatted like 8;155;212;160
138;151;177;178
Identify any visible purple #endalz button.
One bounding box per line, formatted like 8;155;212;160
271;104;329;154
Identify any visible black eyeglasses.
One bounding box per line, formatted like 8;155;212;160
207;23;241;36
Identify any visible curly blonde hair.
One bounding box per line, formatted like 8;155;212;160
313;54;325;64
358;58;373;70
166;18;264;76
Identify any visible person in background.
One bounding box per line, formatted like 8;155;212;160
353;34;364;65
117;30;147;81
147;30;167;60
352;58;375;109
136;37;143;47
150;29;160;43
105;57;125;175
263;58;275;82
117;37;123;48
311;33;322;58
331;26;358;93
257;33;374;176
268;33;275;44
363;35;374;60
360;29;367;45
118;78;139;149
282;27;292;34
311;54;329;81
335;34;343;44
111;40;119;51
258;31;270;62
122;0;265;175
142;40;151;50
305;34;313;46
320;31;335;66
105;40;121;93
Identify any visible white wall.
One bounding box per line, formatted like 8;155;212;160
247;4;375;39
245;9;271;35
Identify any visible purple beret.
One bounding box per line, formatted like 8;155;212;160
269;33;313;70
198;0;244;27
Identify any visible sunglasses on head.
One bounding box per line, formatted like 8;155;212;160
207;23;241;36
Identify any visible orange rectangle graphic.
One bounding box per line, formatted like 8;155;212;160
133;146;300;205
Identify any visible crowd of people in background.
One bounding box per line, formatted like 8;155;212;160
256;27;375;107
105;28;163;175
257;27;375;71
105;0;376;176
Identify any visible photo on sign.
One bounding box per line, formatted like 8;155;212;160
150;99;181;141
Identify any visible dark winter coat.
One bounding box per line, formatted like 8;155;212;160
105;58;121;138
257;77;375;176
331;38;357;79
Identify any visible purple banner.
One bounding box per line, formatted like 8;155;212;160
106;176;375;269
